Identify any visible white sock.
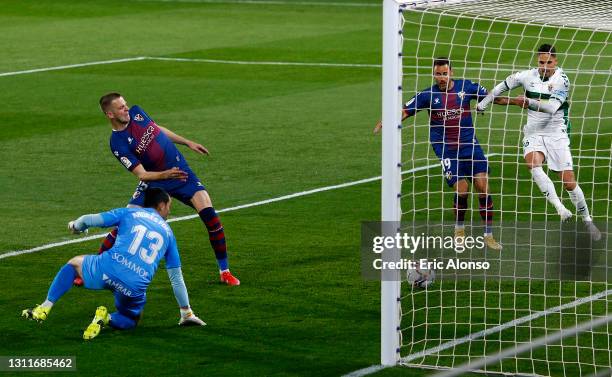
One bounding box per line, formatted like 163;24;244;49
41;299;54;309
531;167;564;211
568;185;592;222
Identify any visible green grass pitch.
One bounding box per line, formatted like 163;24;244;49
0;1;609;376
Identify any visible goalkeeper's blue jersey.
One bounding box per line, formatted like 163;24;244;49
96;207;181;296
403;79;487;154
109;105;191;174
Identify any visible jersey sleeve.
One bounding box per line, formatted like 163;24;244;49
98;208;130;228
550;73;570;103
164;235;182;269
403;91;431;117
110;137;141;172
129;105;155;127
504;70;528;91
467;80;488;102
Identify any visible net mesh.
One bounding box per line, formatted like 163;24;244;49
394;1;612;375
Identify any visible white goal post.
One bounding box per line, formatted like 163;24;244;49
380;0;611;374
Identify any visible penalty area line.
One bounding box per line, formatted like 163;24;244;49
0;162;441;261
0;56;380;78
0;57;147;77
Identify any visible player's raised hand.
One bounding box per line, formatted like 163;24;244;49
373;120;382;134
187;141;209;156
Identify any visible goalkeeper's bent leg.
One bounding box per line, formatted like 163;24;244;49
46;264;77;305
109;312;137;330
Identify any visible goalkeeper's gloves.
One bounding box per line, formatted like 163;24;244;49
179;308;206;326
67;221;88;235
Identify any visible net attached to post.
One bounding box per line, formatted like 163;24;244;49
381;0;612;375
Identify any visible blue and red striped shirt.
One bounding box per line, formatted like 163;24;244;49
110;106;190;174
403;79;487;152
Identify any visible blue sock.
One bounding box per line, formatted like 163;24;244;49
109;312;137;330
218;257;228;271
46;264;76;303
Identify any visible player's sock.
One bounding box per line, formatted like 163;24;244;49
567;185;592;222
98;228;118;254
46;264;77;303
198;207;229;271
108;312;137;330
530;167;564;210
478;195;494;235
454;193;468;228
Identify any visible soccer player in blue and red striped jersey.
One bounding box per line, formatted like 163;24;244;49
84;93;240;286
375;58;505;250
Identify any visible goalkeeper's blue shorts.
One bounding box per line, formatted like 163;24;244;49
432;143;489;187
81;254;147;320
128;168;206;207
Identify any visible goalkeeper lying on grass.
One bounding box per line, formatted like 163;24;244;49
22;187;205;340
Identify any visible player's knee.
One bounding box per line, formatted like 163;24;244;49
564;181;577;191
455;180;469;194
191;190;212;211
67;255;83;268
474;178;488;193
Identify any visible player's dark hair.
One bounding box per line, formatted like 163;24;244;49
143;188;170;209
537;44;556;57
433;57;452;69
99;92;122;113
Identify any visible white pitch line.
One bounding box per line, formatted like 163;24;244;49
0;56;380;78
145;56;381;68
133;0;379;6
0;162;441;261
0;57;147;78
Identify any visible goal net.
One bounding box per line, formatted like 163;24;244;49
380;0;612;376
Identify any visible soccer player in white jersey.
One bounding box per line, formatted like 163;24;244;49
478;44;601;240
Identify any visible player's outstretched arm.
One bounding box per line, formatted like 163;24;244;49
492;97;529;108
68;214;103;234
68;209;124;234
516;95;562;114
158;125;209;155
477;73;524;111
68;208;132;234
373;113;409;134
131;165;188;182
167;267;206;326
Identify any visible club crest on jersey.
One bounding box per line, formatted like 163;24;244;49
434;97;440;104
548;84;553;92
134;114;144;122
128;137;133;144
